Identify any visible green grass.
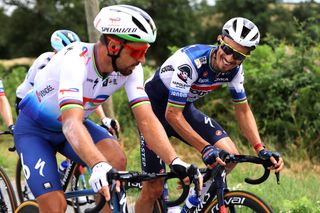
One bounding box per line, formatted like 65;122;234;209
1;131;320;212
227;162;320;212
0;134;19;176
123;136;320;212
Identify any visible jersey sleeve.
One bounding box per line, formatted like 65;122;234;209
58;47;87;111
0;80;5;96
166;51;197;108
16;52;54;99
228;66;247;104
124;64;150;109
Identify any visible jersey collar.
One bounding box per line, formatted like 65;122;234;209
93;44;109;79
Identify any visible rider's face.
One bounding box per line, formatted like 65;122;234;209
212;36;250;72
108;38;150;76
118;42;149;76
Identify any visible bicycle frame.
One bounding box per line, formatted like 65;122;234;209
0;131;18;212
192;153;279;213
197;166;228;212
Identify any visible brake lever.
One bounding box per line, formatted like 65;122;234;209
193;173;200;197
108;179;117;210
8;146;16;152
275;172;280;185
268;152;281;185
187;164;200;197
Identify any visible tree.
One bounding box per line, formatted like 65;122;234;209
84;0;115;118
214;0;276;41
0;0;87;58
0;8;10;58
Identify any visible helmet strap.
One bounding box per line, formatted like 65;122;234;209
109;53;121;72
103;35;124;72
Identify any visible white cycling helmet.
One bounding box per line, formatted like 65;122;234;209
50;30;81;51
94;5;157;43
222;17;260;49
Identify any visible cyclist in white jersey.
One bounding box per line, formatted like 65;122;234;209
14;5;202;212
0;80;14;134
139;17;284;206
15;29;80;113
15;29;119;131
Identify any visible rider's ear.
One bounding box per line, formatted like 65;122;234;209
108;42;119;54
217;35;222;45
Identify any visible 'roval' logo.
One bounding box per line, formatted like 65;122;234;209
211;196;246;211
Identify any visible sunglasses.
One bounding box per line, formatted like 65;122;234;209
219;39;249;61
108;36;150;61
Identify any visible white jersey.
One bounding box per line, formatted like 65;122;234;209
16;52;55;99
19;42;149;131
0;79;5;96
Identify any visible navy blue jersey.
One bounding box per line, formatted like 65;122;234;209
146;44;247;107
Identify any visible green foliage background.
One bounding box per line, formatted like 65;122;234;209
0;1;319;211
0;18;319;162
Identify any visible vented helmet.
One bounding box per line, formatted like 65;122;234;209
222;17;260;49
51;30;81;51
94;5;157;43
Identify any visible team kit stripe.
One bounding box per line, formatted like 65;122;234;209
129;97;150;108
83;97;107;103
168;100;185;108
59;99;83;108
191;84;221;91
60;104;84;111
131;101;150;109
232;98;248;104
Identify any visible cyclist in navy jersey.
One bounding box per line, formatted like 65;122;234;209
14;5;202;212
0;80;14;134
138;17;284;208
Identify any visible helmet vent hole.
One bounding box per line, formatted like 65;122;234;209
251;33;259;41
62;40;68;47
132;16;147;34
128;34;140;39
241;26;250;39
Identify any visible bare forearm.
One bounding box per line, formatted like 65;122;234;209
0;97;13;127
168;115;207;152
166;106;208;152
133;105;177;164
235;104;262;146
62;120;106;168
95;105;106;120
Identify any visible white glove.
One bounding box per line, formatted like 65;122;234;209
101;117;114;128
89;162;112;192
101;117;120;138
102;117;120;130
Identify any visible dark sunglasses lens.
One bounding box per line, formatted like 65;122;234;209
221;45;233;55
221;44;246;61
233;52;246;61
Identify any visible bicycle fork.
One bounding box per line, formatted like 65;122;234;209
199;167;231;213
215;169;227;213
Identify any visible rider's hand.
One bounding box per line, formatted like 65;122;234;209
169;157;203;192
8;124;14;135
201;145;226;168
101;117;120;136
89;162;113;200
258;149;284;172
